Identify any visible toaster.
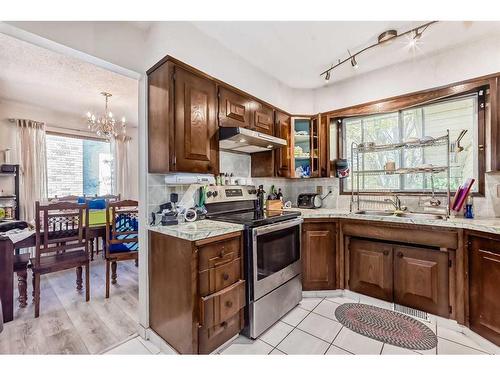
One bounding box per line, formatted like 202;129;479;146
297;193;322;209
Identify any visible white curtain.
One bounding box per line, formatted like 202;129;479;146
112;134;131;199
16;119;47;223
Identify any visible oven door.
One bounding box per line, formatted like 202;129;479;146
252;218;303;300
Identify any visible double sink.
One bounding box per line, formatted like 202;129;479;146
355;210;445;220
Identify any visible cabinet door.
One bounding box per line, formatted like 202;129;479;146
394;245;449;317
349;238;393;301
218;86;252;128
148;61;174;173
174;67;218;174
319;114;330;177
469;236;500;346
253;101;274;135
274;111;292;178
302;222;336;290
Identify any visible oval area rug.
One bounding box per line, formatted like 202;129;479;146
334;303;437;350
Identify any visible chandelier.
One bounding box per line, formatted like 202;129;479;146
86;92;126;139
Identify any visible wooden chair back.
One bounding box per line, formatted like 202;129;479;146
48;195;80;203
34;201;89;266
105;200;139;257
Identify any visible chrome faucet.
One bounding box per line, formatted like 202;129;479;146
384;195;407;212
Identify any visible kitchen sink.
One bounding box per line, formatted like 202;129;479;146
355;210;395;216
355;210;445;220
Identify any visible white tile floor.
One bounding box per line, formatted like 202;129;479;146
105;294;499;355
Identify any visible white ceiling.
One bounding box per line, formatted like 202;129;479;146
191;21;500;89
0;33;138;130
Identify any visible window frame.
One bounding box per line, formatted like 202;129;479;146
336;88;486;197
45;131;113;198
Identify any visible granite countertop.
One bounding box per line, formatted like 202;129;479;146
287;208;500;235
148;219;244;241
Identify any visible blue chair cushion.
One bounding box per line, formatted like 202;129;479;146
109;215;138;254
77;197;106;209
89;198;106;209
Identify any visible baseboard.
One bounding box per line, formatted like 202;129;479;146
145;328;178;354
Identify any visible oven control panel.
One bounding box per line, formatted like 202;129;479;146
205;185;257;203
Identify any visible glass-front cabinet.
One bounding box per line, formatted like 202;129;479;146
291;116;328;178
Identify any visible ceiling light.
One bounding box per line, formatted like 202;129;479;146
86;92;126;139
408;29;423;48
350;55;359;70
378;29;398;43
325;70;331;81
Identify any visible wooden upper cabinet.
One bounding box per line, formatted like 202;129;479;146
349;238;393;302
310;115;329;178
319;114;330;177
218;86;253;129
302;221;337;290
148;61;174;173
275;111;292;178
469;235;500;346
393;245;449;317
174;67;218;174
252;101;274;135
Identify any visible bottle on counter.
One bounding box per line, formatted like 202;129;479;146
277;188;283;202
224;173;230;186
464;195;474;219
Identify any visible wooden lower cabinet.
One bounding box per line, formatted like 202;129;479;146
348;238;393;302
302;221;336;290
348;237;451;317
393;245;449;317
469;234;500;346
149;230;245;354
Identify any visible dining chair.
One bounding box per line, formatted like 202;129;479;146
104;200;138;298
32;201;90;318
83;194;120;260
48;195;80;203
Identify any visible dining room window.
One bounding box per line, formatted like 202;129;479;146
341;94;480;194
46;133;113;197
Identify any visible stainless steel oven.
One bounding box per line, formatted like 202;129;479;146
252;218;303;299
248;217;303;338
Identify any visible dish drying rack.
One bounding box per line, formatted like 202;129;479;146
350;130;451;218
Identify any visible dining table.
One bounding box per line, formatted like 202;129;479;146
0;211;107;324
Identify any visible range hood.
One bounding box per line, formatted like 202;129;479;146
219;127;287;153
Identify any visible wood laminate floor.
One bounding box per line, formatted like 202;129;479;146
0;258;139;354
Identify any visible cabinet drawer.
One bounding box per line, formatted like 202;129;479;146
198;237;241;272
200;280;245;328
199;257;241;296
198;310;244;354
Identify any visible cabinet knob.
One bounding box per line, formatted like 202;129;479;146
383;250;389;256
220;321;228;328
225;300;233;308
223;273;229;281
397;252;404;258
220;248;226;258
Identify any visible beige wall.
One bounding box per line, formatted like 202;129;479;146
0;98;139;200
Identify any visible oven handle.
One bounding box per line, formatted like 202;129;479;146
253;218;303;236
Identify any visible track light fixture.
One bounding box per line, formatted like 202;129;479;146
348;50;359;70
320;21;437;81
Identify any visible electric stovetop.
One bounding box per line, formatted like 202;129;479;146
208;209;301;227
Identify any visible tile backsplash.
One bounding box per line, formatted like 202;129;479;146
148;152;500;218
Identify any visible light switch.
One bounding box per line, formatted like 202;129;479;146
316;186;323;195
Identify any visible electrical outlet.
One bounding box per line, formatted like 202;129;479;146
316;186;323;195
